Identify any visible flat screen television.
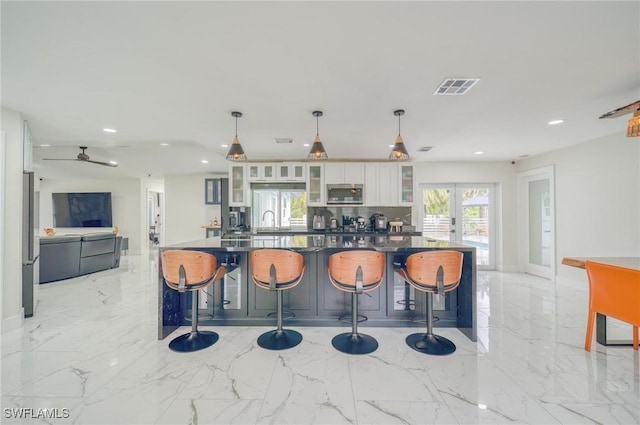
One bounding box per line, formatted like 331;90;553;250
52;192;113;227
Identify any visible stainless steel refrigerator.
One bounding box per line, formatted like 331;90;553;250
22;171;39;317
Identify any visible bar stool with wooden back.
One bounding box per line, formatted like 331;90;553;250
398;250;463;355
250;249;305;350
328;250;385;355
161;250;226;352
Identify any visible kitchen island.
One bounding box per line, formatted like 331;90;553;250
158;235;476;342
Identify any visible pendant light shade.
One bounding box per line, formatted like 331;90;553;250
389;109;410;161
226;111;247;161
308;110;328;160
627;109;640;137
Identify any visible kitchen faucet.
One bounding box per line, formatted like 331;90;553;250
262;210;275;227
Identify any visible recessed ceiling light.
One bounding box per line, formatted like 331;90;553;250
109;161;118;165
103;128;117;133
160;143;169;146
477;404;487;410
221;144;229;148
201;160;209;164
474;151;484;155
303;143;310;147
548;119;564;125
388;144;395;148
39;144;50;147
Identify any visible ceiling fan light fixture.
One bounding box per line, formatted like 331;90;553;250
226;111;247;161
308;111;328;160
389;109;410;161
627;109;640;137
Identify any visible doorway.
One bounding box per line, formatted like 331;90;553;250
418;184;496;269
148;191;164;247
518;166;555;279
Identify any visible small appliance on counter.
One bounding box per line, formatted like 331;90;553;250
356;216;367;231
313;215;326;230
370;213;388;232
329;217;339;230
389;219;403;233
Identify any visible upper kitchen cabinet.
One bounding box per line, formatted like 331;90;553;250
248;163;276;182
324;162;364;185
399;164;414;205
204;178;222;205
277;162;306;182
306;164;324;206
365;163;398;206
229;164;249;206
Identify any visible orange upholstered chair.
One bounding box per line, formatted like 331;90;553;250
584;261;640;351
162;250;226;352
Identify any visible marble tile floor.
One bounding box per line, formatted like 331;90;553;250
1;252;638;425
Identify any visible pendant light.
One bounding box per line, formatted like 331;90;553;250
308;110;328;160
389;109;410;161
627;107;640;137
226;111;247;161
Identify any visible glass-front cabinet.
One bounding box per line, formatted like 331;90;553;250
307;164;324;205
277;162;306;182
229;164;248;206
204;178;221;205
399;165;414;205
248;163;276;182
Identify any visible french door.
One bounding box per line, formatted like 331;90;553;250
419;184;495;269
518;166;555;279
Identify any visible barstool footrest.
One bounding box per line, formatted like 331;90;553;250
338;313;367;323
169;330;219;352
332;332;378;355
267;310;295;319
406;332;456;355
257;329;302;350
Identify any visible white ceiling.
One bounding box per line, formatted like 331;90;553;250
2;1;639;180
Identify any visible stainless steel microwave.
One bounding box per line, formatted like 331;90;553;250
326;184;364;204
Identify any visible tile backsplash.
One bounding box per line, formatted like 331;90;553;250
308;206;411;228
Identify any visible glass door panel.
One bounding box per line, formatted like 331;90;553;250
460;188;491;267
422;187;454;242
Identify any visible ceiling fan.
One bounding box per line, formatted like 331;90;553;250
43;146;118;167
599;100;640;137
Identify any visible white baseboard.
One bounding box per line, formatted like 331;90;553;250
2;309;24;334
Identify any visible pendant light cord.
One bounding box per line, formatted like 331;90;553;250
398;113;401;137
235;116;238;137
316;114;319;137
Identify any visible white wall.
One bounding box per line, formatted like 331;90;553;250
412;161;518;271
517;132;640;282
1;108;25;332
164;173;222;246
39;178;143;253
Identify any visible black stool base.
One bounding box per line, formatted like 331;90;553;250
332;333;378;355
406;332;456;355
257;329;302;350
169;330;219;352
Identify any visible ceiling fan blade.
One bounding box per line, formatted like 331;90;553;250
86;159;118;167
43;158;80;161
599;100;640;119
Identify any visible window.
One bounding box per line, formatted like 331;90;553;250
251;183;307;230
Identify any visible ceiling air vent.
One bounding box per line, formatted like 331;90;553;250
274;138;293;144
433;78;480;95
417;146;433;152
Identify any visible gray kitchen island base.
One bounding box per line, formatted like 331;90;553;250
158;235;476;343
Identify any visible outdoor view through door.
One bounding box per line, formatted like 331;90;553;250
420;185;494;268
252;184;307;231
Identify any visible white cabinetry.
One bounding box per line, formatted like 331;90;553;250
324;163;364;184
277;162;306;182
398;164;414;205
365;163;398;206
247;163;276;182
306;164;324;206
229;164;249;206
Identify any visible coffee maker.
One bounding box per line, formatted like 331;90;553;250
227;211;246;232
